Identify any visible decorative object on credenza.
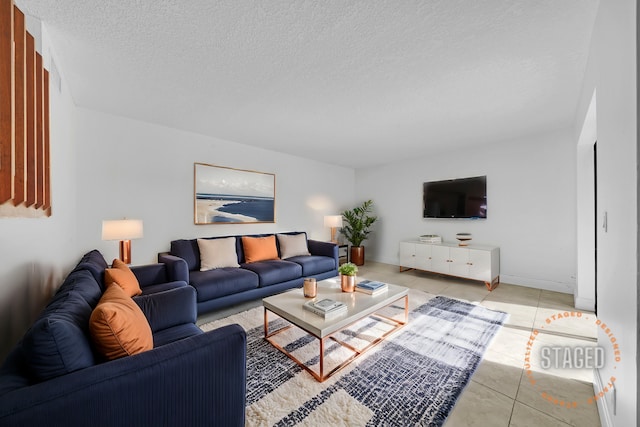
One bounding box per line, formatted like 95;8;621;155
340;200;378;266
0;1;51;218
456;233;472;246
323;215;343;243
102;219;144;264
194;162;275;225
419;234;442;243
338;262;358;292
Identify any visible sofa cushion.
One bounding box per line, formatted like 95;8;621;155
72;249;109;289
242;235;279;263
189;268;259;301
134;286;197;333
105;259;142;297
287;255;337;276
241;260;302;287
89;284;153;361
140;280;188;295
56;268;103;308
21;270;99;382
171;239;201;271
277;233;310;259
152;323;203;347
197;237;240;270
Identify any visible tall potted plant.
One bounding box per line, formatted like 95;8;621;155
340;200;377;266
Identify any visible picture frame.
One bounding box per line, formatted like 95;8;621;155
194;162;276;225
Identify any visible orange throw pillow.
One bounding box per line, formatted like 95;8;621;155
242;235;279;263
90;284;153;360
105;259;142;297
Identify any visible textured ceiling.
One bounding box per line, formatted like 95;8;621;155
18;0;598;168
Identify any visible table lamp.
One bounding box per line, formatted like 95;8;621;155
102;219;144;264
324;215;343;243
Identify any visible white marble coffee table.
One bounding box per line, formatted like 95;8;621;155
262;277;409;382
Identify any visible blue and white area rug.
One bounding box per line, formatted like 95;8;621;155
201;290;507;426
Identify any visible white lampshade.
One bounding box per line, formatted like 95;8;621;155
102;219;144;241
324;215;343;228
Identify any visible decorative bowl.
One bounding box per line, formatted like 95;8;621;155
456;233;472;246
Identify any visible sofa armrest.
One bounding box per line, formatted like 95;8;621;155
134;286;197;332
131;263;170;288
158;253;190;282
308;239;338;262
0;325;247;427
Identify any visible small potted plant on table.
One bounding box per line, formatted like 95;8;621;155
338;262;358;292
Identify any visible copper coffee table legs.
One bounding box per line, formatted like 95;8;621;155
264;295;409;382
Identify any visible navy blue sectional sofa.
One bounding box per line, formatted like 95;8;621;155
0;250;246;427
160;232;338;314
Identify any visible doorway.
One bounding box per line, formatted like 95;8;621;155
593;141;597;315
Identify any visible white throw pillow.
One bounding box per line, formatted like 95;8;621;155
197;237;240;271
277;233;311;259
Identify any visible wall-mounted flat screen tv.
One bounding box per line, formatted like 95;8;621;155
423;176;487;219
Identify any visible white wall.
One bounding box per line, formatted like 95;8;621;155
575;91;596;311
0;25;78;360
73;107;355;265
355;128;577;293
574;1;638;425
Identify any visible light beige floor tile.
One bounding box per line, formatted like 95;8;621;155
484;284;541;309
196;298;262;325
516;370;600;426
538;290;575;310
484;327;532;364
443;381;514;427
482;300;537;330
404;275;452;294
509;401;572;427
525;330;596;384
533;308;597;340
439;281;491;303
471;359;523;398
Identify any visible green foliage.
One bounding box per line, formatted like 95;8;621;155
340;200;378;247
338;262;358;276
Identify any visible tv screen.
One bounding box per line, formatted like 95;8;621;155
423;176;487;219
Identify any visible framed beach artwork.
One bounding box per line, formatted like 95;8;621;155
194;163;276;224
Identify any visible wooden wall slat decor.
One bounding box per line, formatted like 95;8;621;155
35;53;43;208
0;0;12;204
0;0;50;217
12;5;24;205
25;32;35;207
43;69;49;212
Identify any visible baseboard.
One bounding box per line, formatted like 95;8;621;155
499;275;574;294
593;368;613;427
574;295;595;311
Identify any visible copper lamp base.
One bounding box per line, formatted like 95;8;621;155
330;227;338;243
119;239;132;264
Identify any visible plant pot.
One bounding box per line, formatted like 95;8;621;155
350;246;365;266
341;274;356;292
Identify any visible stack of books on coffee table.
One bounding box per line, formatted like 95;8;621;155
355;280;388;296
303;298;347;319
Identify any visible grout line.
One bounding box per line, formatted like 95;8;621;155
512;399;576;426
506;371;522;426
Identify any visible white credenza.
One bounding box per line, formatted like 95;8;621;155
399;240;500;290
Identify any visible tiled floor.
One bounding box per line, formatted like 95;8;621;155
197;261;601;427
